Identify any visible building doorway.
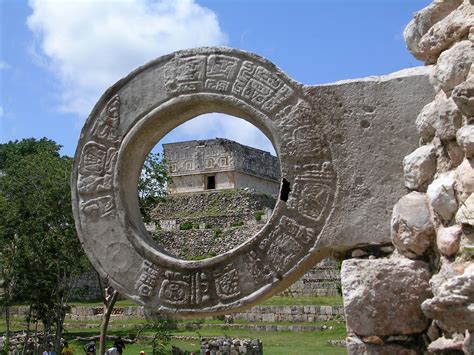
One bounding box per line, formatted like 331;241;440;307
206;175;216;190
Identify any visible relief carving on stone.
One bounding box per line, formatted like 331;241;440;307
72;48;339;315
159;270;210;306
213;263;241;300
135;260;161;297
77;95;121;219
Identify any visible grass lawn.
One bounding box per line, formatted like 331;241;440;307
66;295;343;308
2;295;346;354
61;324;347;355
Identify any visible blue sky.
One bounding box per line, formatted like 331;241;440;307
1;0;431;157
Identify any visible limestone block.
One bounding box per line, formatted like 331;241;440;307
455;158;474;203
452;78;474;117
431;40;474;93
391;192;435;256
418;2;474;63
416;101;437;142
422;264;474;332
446;139;464;168
403;145;437;190
432;93;462;141
457;125;474;158
341;257;431;336
436;225;462;257
404;0;463;63
464;330;474;355
427;171;458;221
456;193;474;225
346;336;419;355
428;336;464;352
71;47;435;315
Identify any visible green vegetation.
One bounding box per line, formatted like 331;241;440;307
213;228;222;238
261;295;343;306
230;220;244;227
1;319;346;355
179;221;194;230
254;210;264;221
0;138;90;352
138;152;169;223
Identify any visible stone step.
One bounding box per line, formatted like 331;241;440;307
8;304;345;323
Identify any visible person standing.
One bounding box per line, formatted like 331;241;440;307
84;341;96;355
61;341;73;355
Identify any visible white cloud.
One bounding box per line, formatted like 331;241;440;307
161;113;276;155
0;60;10;70
27;0;227;117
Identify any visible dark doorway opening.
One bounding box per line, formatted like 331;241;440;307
206;175;216;190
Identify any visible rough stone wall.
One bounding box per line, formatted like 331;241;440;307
69;270;103;301
164;138;280;195
342;1;474;354
279;257;340;297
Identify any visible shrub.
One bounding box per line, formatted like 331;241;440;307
213;228;222;238
230;220;244;227
254;211;264;221
180;221;193;230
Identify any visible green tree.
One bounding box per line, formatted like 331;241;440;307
138;152;169;223
0;138;89;353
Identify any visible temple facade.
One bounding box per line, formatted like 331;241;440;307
163;138;280;196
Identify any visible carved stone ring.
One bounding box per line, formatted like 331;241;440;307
72;47;346;315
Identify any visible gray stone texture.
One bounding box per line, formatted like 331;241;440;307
427;171;458;221
457;124;474;158
404;0;464;63
436;225;462;257
452;77;474;117
403;144;437;190
72;47;435;315
163;138;280;196
431;40;474;93
341;257;431;336
346;336;418;355
391;192;435;256
422;264;474;332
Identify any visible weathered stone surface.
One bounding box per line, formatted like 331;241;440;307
457;125;474;158
346;336;418;355
341;257;431;336
403;144;437;190
433;93;463;141
416;91;462;142
431;40;474;93
416;101;437;142
404;0;464;63
428;335;464;352
464;330;474;355
452;78;474;117
418;2;474;63
391;192;435;256
427;171;457;221
71;47;435;315
437;225;462;257
455;158;474;203
427;321;441;342
422;264;474;332
456;193;474;225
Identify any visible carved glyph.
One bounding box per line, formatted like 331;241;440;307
72;48;339;315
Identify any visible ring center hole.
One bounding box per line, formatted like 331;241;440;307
138;113;279;260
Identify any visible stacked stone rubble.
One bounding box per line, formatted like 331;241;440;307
342;1;473;353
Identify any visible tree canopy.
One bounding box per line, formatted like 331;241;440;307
0;138;89;351
138;151;169;223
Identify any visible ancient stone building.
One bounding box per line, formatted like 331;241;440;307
163;138;280;196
